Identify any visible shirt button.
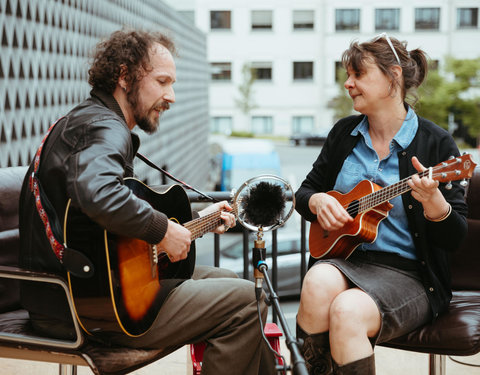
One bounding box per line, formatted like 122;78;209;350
421;261;426;266
408;205;413;209
414;232;419;237
429;287;434;292
402;151;406;156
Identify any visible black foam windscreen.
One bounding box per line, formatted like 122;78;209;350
242;181;286;227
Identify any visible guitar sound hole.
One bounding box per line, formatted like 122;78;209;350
347;200;359;218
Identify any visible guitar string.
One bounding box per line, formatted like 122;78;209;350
185;200;241;239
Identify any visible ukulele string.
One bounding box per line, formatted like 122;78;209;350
341;168;437;216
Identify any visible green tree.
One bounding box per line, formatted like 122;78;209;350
327;68;355;122
417;57;480;146
235;63;257;115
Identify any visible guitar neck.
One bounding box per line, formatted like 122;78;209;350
184;211;224;241
183;205;238;240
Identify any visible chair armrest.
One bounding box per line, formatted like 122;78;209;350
0;265;84;349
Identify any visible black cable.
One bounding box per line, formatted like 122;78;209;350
136;152;218;202
256;297;288;374
448;355;480;367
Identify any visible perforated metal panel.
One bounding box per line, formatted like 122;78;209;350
0;0;209;188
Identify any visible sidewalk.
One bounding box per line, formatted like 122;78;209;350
2;340;479;374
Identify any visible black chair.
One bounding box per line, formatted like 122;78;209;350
0;166;174;375
381;167;480;375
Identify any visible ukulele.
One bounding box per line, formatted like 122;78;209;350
309;154;476;260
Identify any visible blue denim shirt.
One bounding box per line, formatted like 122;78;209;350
333;108;418;259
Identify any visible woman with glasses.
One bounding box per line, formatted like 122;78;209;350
295;34;468;374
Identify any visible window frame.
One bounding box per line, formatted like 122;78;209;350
210;62;232;81
210;10;231;30
293;10;315;30
457;7;478;29
293;61;314;81
414;7;441;31
335;9;360;31
375;8;400;31
251;10;273;30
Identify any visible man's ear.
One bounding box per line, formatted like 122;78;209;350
118;64;128;91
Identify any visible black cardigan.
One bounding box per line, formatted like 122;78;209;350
295;114;468;320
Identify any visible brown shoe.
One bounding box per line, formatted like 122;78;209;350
297;324;333;375
333;354;375;375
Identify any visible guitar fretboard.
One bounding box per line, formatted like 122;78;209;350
183;204;239;240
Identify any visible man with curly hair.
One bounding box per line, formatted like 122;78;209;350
18;29;275;374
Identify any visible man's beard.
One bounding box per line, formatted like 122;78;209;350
126;84;169;134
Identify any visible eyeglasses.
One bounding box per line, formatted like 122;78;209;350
374;32;401;65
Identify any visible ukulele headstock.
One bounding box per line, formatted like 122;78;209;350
433;153;477;188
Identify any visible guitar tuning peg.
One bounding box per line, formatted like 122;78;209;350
445;181;453;190
460;179;468;187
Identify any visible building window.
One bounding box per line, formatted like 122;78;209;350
335;9;360;31
210;62;231;81
211;116;233;134
251;10;273;30
251;62;272;81
292;116;314;134
415;8;440;30
293;10;314;30
293;62;313;80
251;116;273;134
457;8;478;29
375;8;400;31
211;10;231;30
179;10;195;23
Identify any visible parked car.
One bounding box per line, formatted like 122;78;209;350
210;138;283;192
290;131;328;146
219;231;309;297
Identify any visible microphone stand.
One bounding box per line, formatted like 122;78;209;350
253;229;308;375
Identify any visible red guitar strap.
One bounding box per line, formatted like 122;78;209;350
29;117;65;261
29;117;94;278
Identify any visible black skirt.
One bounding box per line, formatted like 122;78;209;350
311;250;432;344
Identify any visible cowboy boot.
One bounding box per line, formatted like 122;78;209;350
297;323;333;375
333;354;375;375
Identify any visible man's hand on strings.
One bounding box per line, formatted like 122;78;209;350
199;201;236;234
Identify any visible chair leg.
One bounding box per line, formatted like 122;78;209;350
429;354;446;375
58;364;77;375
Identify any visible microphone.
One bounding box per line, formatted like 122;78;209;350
233;174;295;233
242;181;286;227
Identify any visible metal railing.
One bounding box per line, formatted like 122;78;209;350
187;190;308;322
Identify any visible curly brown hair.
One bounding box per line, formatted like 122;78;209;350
88;29;176;93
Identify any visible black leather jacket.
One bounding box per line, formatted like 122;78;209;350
19;90;190;328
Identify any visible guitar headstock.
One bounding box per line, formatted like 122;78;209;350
432;154;477;185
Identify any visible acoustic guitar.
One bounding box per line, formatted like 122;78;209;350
64;178;229;337
309;154;476;260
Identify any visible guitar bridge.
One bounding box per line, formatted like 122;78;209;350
150;244;158;279
151;245;159;264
